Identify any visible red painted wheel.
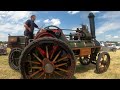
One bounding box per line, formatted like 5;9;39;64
19;37;76;79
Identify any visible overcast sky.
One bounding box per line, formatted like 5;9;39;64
0;11;120;41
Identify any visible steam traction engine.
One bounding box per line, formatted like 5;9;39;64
8;13;110;79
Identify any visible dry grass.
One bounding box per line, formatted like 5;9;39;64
0;48;21;79
0;48;120;79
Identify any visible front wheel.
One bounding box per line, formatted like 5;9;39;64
96;52;110;73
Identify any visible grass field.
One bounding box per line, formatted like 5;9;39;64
0;48;120;79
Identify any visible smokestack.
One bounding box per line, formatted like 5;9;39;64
88;13;96;39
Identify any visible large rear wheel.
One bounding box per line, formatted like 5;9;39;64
19;37;76;79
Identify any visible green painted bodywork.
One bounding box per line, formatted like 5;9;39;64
68;40;94;48
68;39;100;49
8;28;100;50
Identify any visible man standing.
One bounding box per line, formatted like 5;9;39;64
24;15;39;45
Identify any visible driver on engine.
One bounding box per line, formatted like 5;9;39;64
24;15;40;45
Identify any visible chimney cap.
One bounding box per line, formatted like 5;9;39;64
88;13;95;18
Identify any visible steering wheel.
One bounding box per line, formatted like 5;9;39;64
44;25;60;30
44;25;61;38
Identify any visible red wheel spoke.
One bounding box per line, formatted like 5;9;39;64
52;51;61;62
55;63;67;68
50;46;59;59
29;69;42;78
46;46;49;59
37;72;44;79
31;67;42;69
54;71;64;77
55;55;68;63
56;68;68;73
32;53;43;64
36;47;46;57
26;61;41;65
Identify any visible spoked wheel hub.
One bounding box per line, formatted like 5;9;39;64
42;58;55;73
45;63;54;73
